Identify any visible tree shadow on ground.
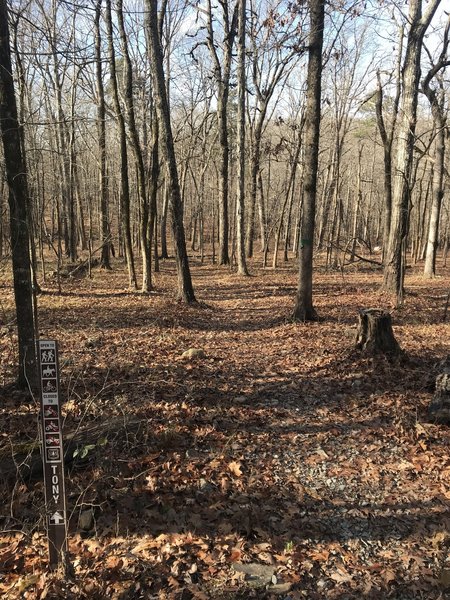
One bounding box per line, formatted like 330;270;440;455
63;344;440;414
2;351;447;599
64;420;447;599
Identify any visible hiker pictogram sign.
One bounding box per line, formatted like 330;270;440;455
38;340;68;568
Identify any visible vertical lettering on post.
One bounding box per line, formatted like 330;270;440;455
38;340;68;568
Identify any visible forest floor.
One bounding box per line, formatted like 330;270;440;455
0;256;449;599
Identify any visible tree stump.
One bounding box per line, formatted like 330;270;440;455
428;358;450;424
355;309;402;356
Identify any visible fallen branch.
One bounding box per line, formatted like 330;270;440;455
327;240;383;268
67;237;112;277
342;238;382;267
342;253;383;267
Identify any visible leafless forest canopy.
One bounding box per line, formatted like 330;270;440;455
0;0;449;284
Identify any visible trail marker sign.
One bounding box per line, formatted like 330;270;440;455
38;340;68;568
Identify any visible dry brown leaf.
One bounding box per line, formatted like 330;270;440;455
257;551;273;564
330;567;353;584
229;548;242;562
382;569;396;584
145;474;157;491
309;549;330;562
228;461;243;477
418;439;428;451
253;542;272;553
105;555;123;570
168;576;180;588
131;536;163;555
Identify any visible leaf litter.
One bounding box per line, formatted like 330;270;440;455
0;259;449;599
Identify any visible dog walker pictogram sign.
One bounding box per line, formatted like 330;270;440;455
38;340;68;567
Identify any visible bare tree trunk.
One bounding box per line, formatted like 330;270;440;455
205;0;237;266
246;135;258;258
146;0;196;303
383;0;442;301
278;143;302;267
273;197;289;270
11;16;41;292
160;179;169;259
0;0;38;389
105;0;137;289
293;0;324;321
283;135;303;262
350;145;363;262
43;4;72;262
257;169;267;252
0;172;4;257
94;1;111;270
67;60;78;263
442;220;448;267
116;0;152;291
422;16;450;277
235;0;249;276
375;28;403;257
245;5;298;258
147;101;159;282
292;184;304;257
217;83;231;264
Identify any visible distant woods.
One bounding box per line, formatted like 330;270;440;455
1;0;449;311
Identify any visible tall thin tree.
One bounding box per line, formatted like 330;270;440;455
422;14;450;278
293;0;324;321
116;0;152;292
374;27;403;259
0;0;37;388
235;0;249;276
382;0;442;301
205;0;238;266
105;0;137;288
95;0;112;270
146;0;196;303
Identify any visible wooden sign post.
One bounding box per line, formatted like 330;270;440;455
38;340;68;568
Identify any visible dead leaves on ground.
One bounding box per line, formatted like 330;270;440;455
1;262;450;598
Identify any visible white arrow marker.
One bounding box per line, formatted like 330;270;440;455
49;511;64;525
